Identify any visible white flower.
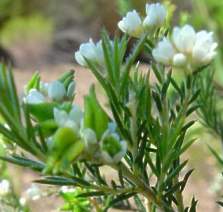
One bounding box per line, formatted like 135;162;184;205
25;89;46;104
75;39;104;66
54;105;83;132
0;179;10;196
173;53;187;67
48;81;66;102
143;3;167;28
192;31;218;66
26;184;41;201
152;24;217;68
152;37;176;65
81;128;97;153
118;10;143;37
172;25;196;53
100;131;127;164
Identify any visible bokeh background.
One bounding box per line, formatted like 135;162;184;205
0;0;223;211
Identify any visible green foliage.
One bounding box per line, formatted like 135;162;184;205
0;2;220;211
59;188;91;212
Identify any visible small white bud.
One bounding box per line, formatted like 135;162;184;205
118;10;143;38
48;81;66;102
75;39;104;66
25;89;46;104
173;53;187;67
143;3;167;28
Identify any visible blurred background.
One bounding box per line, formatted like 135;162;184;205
0;0;223;211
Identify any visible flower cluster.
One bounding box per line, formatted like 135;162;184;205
118;3;167;37
25;79;75;104
75;39;104;67
152;25;218;69
23;73;127;174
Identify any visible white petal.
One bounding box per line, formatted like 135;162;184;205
172;25;196;53
192;30;218;65
81;128;97;152
152;37;175;65
48;81;66;101
118;10;143;37
74;51;86;66
25;89;46;104
54;108;68;127
69;105;83;126
144;3;167;27
173;53;187;67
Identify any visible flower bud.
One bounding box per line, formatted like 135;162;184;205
173;53;187;67
81;128;97;154
25;89;46;104
75;39;104;67
45;127;84;174
54;105;83;132
48;81;66;102
118;10;143;38
67;81;76;99
143;3;167;28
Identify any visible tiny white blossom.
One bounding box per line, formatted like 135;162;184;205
25;89;46;104
81;128;98;154
152;38;176;65
75;39;104;66
143;3;167;28
118;10;143;38
48;81;66;102
0;179;10;196
192;31;218;66
26;184;41;201
54;105;83;132
172;25;196;53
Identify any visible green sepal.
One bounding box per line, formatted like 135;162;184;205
84;85;109;140
25;72;40;94
44;127;84;174
27;102;72;122
38;119;58;137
